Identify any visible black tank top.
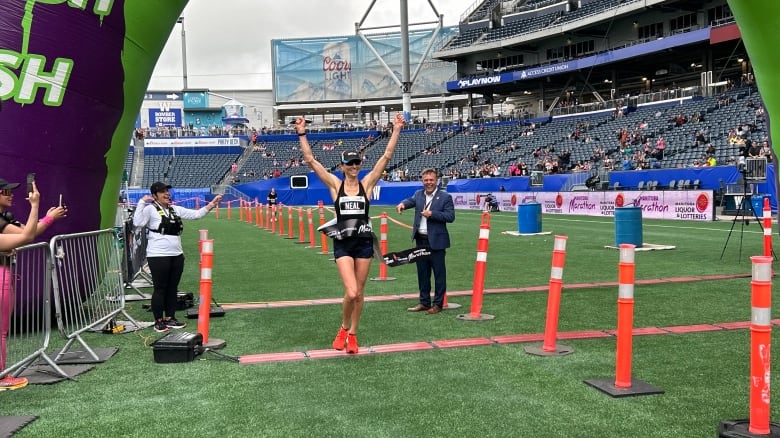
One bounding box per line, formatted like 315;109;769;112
333;181;373;249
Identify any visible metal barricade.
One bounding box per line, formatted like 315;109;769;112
50;229;141;361
1;242;68;379
745;157;767;181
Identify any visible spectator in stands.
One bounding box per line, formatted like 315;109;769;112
133;182;222;334
295;113;405;354
0;179;42;390
747;139;761;158
760;140;773;163
397;168;455;316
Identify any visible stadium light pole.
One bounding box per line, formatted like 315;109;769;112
399;0;412;120
356;0;442;123
178;16;188;90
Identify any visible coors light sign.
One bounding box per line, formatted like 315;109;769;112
322;40;352;100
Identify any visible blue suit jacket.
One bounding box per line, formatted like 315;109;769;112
401;189;455;250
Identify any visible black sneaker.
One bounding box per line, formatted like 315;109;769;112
153;320;169;333
165;318;186;329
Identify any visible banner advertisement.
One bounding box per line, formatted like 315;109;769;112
144;137;241;148
273;28;457;103
451;191;714;221
148;108;182;127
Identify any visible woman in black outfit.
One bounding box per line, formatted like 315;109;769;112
295;114;404;354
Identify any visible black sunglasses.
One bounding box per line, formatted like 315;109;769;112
344;160;362;166
0;189;12;196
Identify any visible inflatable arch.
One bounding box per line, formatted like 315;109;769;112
0;0;187;236
0;0;775;238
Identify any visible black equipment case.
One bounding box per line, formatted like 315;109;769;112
151;332;203;363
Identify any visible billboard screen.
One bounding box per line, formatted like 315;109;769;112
272;28;457;103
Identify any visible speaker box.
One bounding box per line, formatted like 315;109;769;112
151;332;203;363
291;175;308;189
177;292;194;310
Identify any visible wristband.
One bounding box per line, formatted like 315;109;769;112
298;132;306;136
40;216;55;227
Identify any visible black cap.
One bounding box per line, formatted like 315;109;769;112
150;181;172;194
0;178;20;190
341;150;361;164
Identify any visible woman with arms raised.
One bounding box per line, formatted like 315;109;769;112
295;113;405;354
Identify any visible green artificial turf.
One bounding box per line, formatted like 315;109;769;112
3;209;777;437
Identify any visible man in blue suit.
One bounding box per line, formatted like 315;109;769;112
396;168;455;314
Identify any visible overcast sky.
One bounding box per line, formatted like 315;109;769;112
148;0;475;91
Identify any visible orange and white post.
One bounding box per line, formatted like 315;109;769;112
286;206;295;239
317;201;329;254
370;212;396;281
763;197;772;259
307;208;318;248
719;256;779;437
526;235;573;356
278;204;285;236
297;207;306;244
750;255;773;435
197;239;214;344
614;244;636;388
457;212;494;321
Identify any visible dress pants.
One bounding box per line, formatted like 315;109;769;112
415;236;447;307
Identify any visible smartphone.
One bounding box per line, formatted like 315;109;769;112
26;173;35;193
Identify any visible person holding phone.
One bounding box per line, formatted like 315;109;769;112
0;177;67;239
296;113;405;354
133;182;223;333
0;179;42;390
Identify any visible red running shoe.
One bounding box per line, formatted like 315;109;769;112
332;327;348;350
0;375;28;391
346;334;359;354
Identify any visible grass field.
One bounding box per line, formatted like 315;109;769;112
4;207;778;437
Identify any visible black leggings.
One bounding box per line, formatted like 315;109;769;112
147;254;185;320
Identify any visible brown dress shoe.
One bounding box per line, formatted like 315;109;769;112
407;303;431;312
426;305;442;315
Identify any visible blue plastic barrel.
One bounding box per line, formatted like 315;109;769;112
614;206;642;247
751;195;768;214
517;202;542;234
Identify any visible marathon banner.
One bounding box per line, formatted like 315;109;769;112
451;190;715;221
383;247;432;267
143;137;241;148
